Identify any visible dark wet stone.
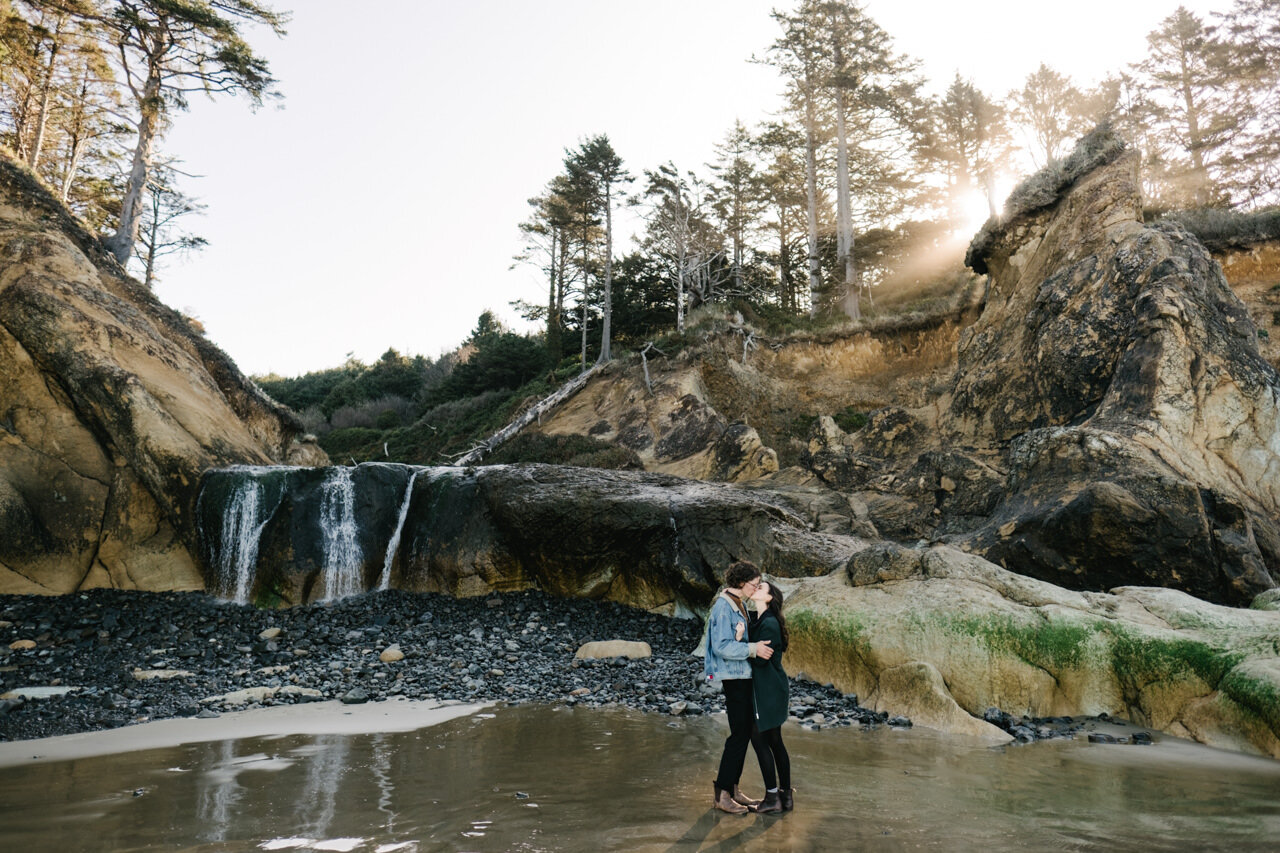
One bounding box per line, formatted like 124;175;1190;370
1088;733;1118;744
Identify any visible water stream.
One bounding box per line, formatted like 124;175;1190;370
378;469;422;591
209;478;271;604
2;704;1278;851
319;467;363;601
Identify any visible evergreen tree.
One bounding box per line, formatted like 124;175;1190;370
637;162;721;331
763;2;828;316
930;74;1011;220
1135;7;1240;208
564;135;631;363
30;0;289;264
1009;64;1092;168
754;122;809;313
1216;0;1280;206
708;120;762;297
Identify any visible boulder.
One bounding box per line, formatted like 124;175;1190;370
574;640;652;660
783;544;1280;757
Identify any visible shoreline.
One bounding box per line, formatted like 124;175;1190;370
0;696;490;768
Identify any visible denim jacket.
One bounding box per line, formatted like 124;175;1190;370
703;591;753;683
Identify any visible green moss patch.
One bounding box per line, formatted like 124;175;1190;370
788;608;871;658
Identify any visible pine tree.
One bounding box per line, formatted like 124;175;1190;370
30;0;288;264
565;135;631;363
1009;64;1092;168
1135;7;1241;208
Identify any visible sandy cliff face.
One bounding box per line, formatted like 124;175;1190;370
0;155;324;594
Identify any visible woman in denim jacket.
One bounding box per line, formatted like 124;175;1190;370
703;560;773;814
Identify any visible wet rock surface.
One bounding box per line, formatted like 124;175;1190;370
0;588;886;743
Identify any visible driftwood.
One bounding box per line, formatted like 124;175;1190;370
451;365;602;467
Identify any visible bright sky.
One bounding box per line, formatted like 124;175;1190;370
158;0;1227;377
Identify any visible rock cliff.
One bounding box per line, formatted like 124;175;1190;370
0;153;324;595
789;129;1280;606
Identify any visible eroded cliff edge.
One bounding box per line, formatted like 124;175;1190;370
0;152;326;594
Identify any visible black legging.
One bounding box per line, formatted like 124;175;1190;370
715;679;771;791
755;725;791;791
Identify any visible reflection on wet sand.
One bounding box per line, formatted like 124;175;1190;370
2;704;1279;852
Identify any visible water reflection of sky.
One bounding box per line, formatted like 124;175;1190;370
2;704;1279;852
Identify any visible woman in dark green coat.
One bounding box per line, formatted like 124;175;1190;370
748;581;792;813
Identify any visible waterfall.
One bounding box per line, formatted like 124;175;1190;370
378;468;421;591
216;479;270;604
319;466;363;601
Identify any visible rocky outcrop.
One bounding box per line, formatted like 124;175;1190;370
198;463;856;613
946;130;1280;605
796;129;1280;606
783;543;1280;757
0;153;324;595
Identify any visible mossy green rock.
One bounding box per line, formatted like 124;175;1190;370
784;544;1280;757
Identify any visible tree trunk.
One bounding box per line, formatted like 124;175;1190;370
28;17;64;171
580;228;590;372
804;83;822;317
107;69;163;266
833;42;859;322
779;219;792;312
546;229;560;359
1178;49;1210;206
598;184;613;363
676;240;686;332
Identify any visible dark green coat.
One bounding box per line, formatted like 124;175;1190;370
749;610;789;731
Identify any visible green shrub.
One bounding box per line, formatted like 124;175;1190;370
833;407;868;433
319;427;383;456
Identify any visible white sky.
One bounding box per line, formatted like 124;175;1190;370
157;0;1227;377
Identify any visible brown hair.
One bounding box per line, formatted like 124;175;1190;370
724;560;761;590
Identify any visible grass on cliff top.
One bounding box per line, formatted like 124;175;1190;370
1160;206;1280;253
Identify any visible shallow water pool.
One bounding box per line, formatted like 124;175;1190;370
2;704;1279;851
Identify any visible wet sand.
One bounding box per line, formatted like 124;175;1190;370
0;697;489;768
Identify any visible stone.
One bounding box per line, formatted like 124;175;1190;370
8;639;35;651
258;627;282;640
379;645;405;663
209;687;276;706
569;687;591;697
340;688;369;705
0;686;75;700
669;700;688;716
131;669;193;681
574;640;652;660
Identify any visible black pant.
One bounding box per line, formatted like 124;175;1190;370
756;725;791;791
715;678;769;791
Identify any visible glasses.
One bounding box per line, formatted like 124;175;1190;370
743;579;761;592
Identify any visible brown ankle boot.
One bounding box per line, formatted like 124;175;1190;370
780;787;794;811
755;789;783;814
714;785;748;814
731;785;760;808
